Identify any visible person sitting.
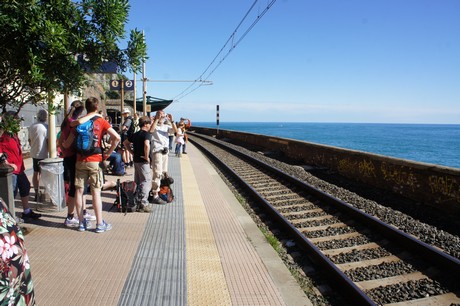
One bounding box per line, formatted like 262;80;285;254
102;133;125;176
106;151;125;176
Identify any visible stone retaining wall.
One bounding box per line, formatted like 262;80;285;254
192;127;460;215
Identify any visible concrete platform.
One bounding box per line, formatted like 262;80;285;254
18;143;311;305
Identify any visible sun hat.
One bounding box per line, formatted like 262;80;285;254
122;108;130;114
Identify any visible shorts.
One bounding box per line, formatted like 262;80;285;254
33;158;44;172
12;172;31;198
75;162;103;191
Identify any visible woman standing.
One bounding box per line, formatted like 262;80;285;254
58;101;96;227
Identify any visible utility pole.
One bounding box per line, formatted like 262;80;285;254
142;59;147;116
120;79;125;117
133;71;137;114
216;105;220;135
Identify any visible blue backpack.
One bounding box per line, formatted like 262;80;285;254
75;116;102;156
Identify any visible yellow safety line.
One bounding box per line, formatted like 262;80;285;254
181;156;232;305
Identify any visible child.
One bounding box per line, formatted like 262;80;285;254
175;123;185;157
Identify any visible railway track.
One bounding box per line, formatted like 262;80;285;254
188;132;460;306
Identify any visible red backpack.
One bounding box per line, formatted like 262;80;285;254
158;174;174;203
158;185;174;203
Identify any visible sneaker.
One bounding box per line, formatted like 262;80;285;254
95;220;112;233
78;219;92;232
64;217;79;228
15;217;24;224
137;204;153;213
22;210;42;221
143;204;153;212
83;211;96;221
152;197;167;205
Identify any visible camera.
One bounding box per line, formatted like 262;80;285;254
161;147;168;155
0;153;7;164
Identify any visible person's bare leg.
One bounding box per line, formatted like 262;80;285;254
21;196;30;210
67;196;75;215
32;171;40;194
74;187;84;222
91;188;103;225
122;149;129;164
81;194;87;210
102;180;116;190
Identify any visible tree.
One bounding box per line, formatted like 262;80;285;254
0;0;147;113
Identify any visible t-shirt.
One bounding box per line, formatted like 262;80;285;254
29;122;48;159
129;130;152;163
176;129;185;145
0;133;25;174
59;118;77;158
77;117;111;163
151;123;174;152
122;117;133;139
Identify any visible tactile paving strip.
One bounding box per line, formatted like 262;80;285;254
118;156;186;305
181;155;232;305
187;145;287;305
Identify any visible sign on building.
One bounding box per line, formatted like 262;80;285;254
109;80;135;91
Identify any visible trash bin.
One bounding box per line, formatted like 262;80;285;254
39;158;65;211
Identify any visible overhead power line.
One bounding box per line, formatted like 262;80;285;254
173;0;277;101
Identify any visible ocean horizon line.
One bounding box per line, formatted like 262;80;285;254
191;122;460;169
194;121;460;126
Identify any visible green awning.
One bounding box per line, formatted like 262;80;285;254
124;96;173;112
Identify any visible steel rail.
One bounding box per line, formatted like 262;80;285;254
189;133;376;305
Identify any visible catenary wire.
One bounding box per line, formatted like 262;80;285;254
173;0;277;101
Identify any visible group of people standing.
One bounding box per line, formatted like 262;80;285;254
123;110;190;210
0;96;190;233
58;98;117;231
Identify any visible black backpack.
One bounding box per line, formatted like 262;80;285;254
126;116;136;138
113;179;137;213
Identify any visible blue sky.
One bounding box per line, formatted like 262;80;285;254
124;0;460;124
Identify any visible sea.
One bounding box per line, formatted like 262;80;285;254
193;122;460;169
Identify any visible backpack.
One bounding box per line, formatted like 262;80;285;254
113;179;137;213
126;116;136;138
158;173;174;203
75;116;102;156
158;185;174;203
